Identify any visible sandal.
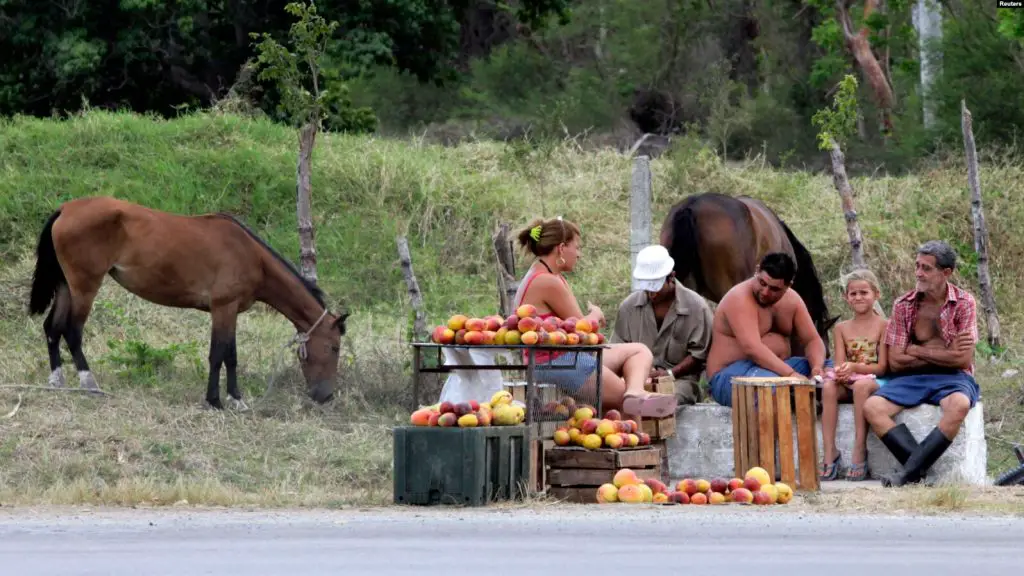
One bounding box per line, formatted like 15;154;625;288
819;453;842;481
846;461;869;481
622;392;677;419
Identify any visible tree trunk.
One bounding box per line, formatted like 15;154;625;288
913;0;943;130
961;100;1001;350
829;138;867;270
296;121;318;285
836;0;895;132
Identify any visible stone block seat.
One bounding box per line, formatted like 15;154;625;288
665;401;988;485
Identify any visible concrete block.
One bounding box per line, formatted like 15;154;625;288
666;401;988;486
665;404;735;479
820;402;987;486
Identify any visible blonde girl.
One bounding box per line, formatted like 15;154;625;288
820;269;889;481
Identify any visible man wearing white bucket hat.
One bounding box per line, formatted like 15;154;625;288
611;245;714;404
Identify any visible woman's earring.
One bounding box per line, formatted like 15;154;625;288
557;257;566;266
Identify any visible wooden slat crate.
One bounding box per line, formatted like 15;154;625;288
731;376;820;491
544;446;662;503
639;375;676;440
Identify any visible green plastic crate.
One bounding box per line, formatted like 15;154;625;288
393;425;531;506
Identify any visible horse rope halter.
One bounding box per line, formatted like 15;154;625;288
286;307;330;360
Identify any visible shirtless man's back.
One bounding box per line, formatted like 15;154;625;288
704;253;828;407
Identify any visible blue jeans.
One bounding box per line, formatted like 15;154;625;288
708;357;834;407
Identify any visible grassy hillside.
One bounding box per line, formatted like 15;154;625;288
0;110;1022;506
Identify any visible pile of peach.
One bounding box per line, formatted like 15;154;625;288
430;304;608;347
597;466;794;505
552;406;653;449
409;390;526;427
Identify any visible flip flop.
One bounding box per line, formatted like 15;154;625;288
819;453;842;481
622;392;677;419
846;461;869;481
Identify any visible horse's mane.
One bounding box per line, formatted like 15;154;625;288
777;217;836;341
214;212;326;308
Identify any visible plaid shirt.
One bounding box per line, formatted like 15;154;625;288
883;282;978;375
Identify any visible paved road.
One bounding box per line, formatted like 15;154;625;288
1;506;1021;575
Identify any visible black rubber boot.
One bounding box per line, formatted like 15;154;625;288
879;423;919;465
881;427;953;487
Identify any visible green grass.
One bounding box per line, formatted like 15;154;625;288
0;109;1022;507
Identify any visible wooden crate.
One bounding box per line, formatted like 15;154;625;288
639;375;677;440
731;376;819;491
544;446;662;503
644;375;676;395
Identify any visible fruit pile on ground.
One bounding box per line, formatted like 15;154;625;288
409;390;526;427
431;304;608;346
596;466;794;505
552;407;652;449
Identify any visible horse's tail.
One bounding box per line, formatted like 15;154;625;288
662;196;705;294
779;217;835;339
29;209;65;316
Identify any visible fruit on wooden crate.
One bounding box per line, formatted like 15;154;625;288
408;395;526;428
597;465;794;506
549;407;651;450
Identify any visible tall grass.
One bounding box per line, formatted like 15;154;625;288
0;109;1022;506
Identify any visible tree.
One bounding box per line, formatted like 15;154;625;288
813;74;868;271
250;1;354;285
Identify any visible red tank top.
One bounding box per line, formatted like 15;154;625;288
514;270;570;364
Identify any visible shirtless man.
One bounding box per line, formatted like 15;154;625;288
863;240;980;487
705;252;829;407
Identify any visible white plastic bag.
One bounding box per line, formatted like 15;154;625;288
437;347;514;405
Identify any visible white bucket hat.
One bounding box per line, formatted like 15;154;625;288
632;245;675;292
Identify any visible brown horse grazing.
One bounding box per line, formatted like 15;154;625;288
659;192;840;352
27;196;349;409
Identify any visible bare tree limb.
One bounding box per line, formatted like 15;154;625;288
829;138;867;270
835;0;895;130
961;99;1001;350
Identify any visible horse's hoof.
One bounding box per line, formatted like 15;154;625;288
229;397;249;411
78;370;101;392
48;367;67;389
206;398;224;410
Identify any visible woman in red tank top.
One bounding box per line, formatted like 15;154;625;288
512;216;676;419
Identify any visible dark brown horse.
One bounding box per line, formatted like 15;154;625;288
28;196;349;409
660;192;839;351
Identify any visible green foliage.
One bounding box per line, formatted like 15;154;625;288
812;74;860;150
249;2;376;133
998;8;1024;43
0;0;572;122
928;1;1024;146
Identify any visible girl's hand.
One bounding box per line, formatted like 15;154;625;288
835;362;852;381
586;302;606;327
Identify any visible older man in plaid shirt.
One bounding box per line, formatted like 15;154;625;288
864;240;980;487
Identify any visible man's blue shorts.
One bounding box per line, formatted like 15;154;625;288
873;369;980;408
708;357;834;407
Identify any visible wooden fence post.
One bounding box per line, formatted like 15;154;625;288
396;235;427;342
630;155;652;272
493;223;519;317
961;100;1001;350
